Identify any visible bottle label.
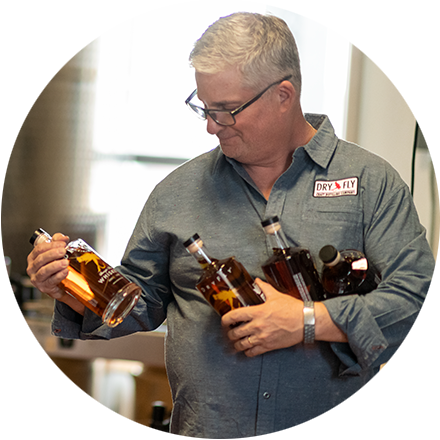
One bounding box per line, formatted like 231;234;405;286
196;258;264;315
76;252;107;271
352;258;368;271
63;249;133;313
293;273;312;302
97;265;126;286
252;282;266;302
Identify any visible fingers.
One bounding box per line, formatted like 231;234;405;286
27;239;69;299
254;277;280;298
225;320;251;342
221;309;251;329
228;333;269;358
52;233;70;243
223;320;262;356
221;279;304;357
221;278;283;329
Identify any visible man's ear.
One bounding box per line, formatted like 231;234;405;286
278;80;296;111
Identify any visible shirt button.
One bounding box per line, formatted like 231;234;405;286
263;392;271;399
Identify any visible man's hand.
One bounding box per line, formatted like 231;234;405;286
221;278;304;357
221;278;347;357
26;233;85;315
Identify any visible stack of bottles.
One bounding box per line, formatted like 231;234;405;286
185;216;381;315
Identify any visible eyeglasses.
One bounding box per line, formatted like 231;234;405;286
185;75;292;127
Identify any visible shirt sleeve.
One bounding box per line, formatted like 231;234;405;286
323;184;435;375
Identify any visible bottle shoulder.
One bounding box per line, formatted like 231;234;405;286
339;249;365;262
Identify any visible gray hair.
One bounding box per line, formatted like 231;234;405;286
189;12;302;95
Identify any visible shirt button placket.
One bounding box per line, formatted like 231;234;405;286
256;355;278;435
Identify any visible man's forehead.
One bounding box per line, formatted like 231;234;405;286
195;69;251;106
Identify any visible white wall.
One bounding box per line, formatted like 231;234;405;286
347;0;440;438
347;0;440;267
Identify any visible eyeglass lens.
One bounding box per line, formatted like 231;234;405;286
208;111;235;126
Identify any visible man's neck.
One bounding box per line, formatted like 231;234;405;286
243;116;317;200
243;163;287;200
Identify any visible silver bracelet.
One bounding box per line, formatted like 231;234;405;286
303;301;315;344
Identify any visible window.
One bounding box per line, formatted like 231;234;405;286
90;3;351;264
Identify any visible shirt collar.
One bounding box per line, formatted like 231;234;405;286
221;113;338;175
302;114;338;169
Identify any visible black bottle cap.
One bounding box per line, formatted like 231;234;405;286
29;228;47;245
151;401;166;421
183;234;200;248
261;216;279;227
319;245;338;264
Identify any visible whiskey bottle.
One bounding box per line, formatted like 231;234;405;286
149;401;170;432
30;228;141;327
184;234;265;316
319;245;381;297
261;216;326;301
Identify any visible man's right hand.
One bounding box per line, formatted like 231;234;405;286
26;233;85;315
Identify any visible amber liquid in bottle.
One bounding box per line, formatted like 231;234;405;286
184;234;265;316
319;245;381;298
261;216;326;302
30;228;141;327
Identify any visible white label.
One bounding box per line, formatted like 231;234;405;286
352;258;368;271
293;273;312;302
314;177;358;198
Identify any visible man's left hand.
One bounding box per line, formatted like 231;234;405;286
221;278;304;357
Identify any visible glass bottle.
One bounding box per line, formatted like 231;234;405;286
319;245;381;297
261;216;326;301
30;228;141;327
184;234;265;316
149;401;170;432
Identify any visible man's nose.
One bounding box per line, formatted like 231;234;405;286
206;115;223;136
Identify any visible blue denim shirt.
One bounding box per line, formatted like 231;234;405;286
53;114;434;438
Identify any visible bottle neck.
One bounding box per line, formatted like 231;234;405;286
193;247;215;269
264;222;289;251
186;238;217;269
324;251;342;267
32;229;53;247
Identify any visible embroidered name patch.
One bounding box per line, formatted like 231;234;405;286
313;177;358;198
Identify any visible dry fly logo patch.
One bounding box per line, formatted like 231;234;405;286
313;177;358;198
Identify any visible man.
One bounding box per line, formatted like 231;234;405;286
27;12;434;438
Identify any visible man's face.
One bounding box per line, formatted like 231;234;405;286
195;68;286;168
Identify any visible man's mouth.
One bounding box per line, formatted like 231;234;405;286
217;133;237;143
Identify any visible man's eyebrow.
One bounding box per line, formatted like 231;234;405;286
197;92;241;109
207;99;241;109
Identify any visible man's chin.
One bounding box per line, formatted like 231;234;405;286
219;144;238;160
219;138;240;156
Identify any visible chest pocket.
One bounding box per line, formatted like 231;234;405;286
298;209;364;266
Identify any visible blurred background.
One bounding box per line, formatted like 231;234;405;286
2;2;438;430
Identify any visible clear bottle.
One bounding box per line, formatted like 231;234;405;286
261;216;326;301
184;234;265;316
319;245;381;297
30;228;141;327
